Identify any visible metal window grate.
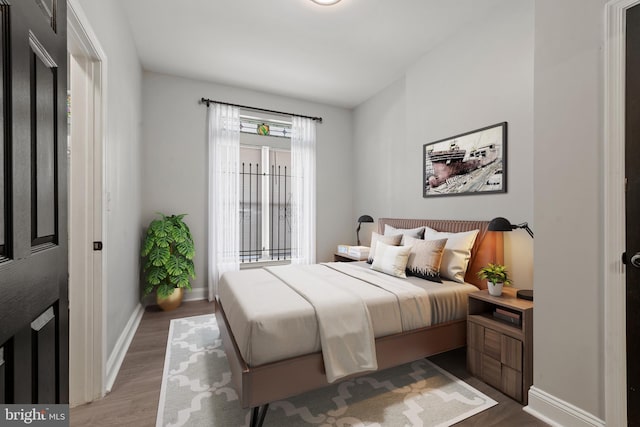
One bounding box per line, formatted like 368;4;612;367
240;162;292;263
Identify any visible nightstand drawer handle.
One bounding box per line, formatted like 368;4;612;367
631;253;640;268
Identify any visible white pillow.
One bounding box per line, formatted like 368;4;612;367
368;232;402;264
371;241;412;278
423;227;479;283
384;224;426;244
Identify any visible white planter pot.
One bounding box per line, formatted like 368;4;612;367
487;282;504;296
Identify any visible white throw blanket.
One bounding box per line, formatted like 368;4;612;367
266;265;377;383
324;262;432;330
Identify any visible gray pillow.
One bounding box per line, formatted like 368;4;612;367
384;224;426;244
368;232;402;264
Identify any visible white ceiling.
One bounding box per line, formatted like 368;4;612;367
119;0;506;109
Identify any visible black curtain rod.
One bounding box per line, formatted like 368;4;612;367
200;97;322;123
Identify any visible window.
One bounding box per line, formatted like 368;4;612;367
240;115;292;138
239;114;292;263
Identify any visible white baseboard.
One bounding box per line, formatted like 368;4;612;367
141;287;208;307
141;293;155;307
524;386;605;427
183;287;207;302
105;303;144;393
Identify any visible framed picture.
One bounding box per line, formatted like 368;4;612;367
423;122;507;197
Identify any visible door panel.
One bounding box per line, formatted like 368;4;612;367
0;346;5;402
626;4;640;425
0;1;68;404
0;4;9;262
31;39;58;247
32;307;57;403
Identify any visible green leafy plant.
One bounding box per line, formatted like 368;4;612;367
141;213;195;298
477;263;512;286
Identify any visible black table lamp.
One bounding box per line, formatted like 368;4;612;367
488;217;534;238
356;215;374;246
488;217;534;301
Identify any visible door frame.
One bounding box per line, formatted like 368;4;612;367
67;0;108;406
604;0;639;425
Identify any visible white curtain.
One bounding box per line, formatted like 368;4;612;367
208;103;240;300
290;116;317;264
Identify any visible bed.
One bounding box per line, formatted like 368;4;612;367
214;218;503;426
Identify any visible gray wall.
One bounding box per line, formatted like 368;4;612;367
77;0;144;356
533;0;606;418
140;71;354;297
354;0;609;420
353;0;534;288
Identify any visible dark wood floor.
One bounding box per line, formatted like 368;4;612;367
428;351;547;426
70;301;547;426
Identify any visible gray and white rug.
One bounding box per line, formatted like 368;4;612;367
157;314;497;427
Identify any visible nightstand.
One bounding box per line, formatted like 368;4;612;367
333;252;366;262
334;245;369;262
466;288;533;404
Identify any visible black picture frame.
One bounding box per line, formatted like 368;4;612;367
423;122;507;197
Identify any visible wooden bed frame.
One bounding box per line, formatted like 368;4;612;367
214;218;503;426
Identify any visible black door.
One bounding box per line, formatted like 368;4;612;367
627;4;640;426
0;1;68;403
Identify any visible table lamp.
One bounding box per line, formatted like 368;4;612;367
356;215;374;246
488;217;534;301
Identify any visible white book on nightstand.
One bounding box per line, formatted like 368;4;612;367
347;246;370;258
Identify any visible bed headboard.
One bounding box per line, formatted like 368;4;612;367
377;218;504;290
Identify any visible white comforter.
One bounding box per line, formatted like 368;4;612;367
218;262;477;383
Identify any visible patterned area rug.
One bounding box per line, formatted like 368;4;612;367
157;314;497;427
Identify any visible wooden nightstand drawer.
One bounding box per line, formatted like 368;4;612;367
483;328;502;360
482;328;522;371
482;354;502;390
501;334;523;371
502;365;523;401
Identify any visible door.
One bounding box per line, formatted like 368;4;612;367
68;30;104;405
0;0;68;404
627;4;640;425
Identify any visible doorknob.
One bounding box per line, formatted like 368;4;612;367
632;252;640;268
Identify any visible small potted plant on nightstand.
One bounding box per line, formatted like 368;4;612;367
141;213;195;310
477;263;512;296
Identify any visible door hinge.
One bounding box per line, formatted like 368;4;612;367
93;241;103;251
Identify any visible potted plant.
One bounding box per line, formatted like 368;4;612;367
141;213;195;310
477;263;512;296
